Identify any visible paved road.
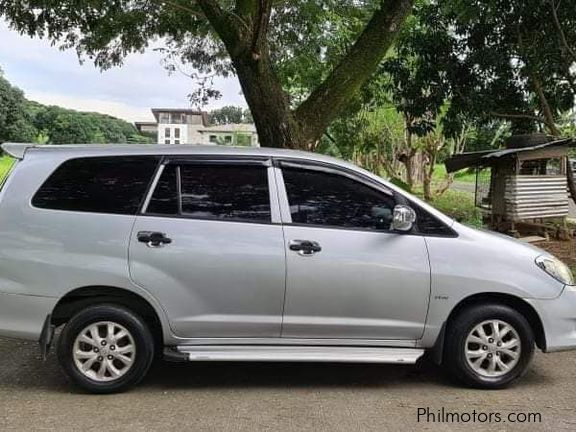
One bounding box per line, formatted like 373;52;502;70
1;338;576;431
451;181;576;219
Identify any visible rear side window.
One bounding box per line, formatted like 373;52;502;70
32;156;159;215
146;163;271;223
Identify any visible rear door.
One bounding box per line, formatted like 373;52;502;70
128;157;286;338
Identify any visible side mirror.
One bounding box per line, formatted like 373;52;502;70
391;205;417;232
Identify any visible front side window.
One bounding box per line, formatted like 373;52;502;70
282;166;396;230
32;156;159;214
147;163;271;223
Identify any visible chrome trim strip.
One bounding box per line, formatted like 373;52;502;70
175;345;424;364
168;337;417;348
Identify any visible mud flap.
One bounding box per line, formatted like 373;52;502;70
429;322;446;365
39;314;55;360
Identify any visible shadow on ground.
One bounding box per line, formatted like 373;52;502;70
0;339;552;394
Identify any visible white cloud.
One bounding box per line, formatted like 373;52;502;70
26;91;155;123
0;20;247;122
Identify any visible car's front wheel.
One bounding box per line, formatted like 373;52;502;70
57;304;155;394
444;303;535;389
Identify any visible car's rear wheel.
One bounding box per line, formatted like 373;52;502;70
445;303;535;389
57;304;154;394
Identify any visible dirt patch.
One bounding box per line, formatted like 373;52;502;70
538;239;576;270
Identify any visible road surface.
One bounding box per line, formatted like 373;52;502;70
0;338;575;431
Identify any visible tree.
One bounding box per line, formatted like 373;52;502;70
438;0;576;136
0;70;37;142
31;105;152;144
208;106;253;125
377;2;470;197
0;0;414;149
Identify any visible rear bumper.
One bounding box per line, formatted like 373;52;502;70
0;292;58;341
528;287;576;352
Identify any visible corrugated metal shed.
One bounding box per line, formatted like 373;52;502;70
445;138;573;173
505;175;569;220
445;135;575;228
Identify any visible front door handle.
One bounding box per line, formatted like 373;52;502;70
289;240;322;256
137;231;172;248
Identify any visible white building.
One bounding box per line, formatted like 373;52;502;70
150;108;259;147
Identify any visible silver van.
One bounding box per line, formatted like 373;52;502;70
0;143;574;393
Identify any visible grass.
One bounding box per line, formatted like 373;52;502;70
416;188;483;228
433;164;476;183
0;156;15;180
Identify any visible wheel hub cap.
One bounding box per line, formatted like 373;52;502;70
465;319;521;378
72;321;136;382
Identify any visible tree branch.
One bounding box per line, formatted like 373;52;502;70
532;77;560;135
149;0;204;17
295;0;414;145
250;0;272;60
490;111;547;123
549;0;576;63
196;0;243;51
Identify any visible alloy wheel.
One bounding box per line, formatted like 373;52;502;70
464;319;521;378
72;321;136;382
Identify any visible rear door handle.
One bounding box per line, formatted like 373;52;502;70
289;240;322;256
137;231;172;248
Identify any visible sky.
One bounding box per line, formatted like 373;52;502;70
0;20;246;123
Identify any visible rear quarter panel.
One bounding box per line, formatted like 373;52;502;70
0;153;170;340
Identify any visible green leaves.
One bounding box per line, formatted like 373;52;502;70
0;70;37;142
208;105;253;125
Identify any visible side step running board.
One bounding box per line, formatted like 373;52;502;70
168;346;425;364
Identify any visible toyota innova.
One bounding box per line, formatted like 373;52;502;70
0;143;574;393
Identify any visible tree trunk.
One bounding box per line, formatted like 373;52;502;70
403;127;415;187
232;53;304;149
199;0;413;149
533;77;560;135
423;147;437;202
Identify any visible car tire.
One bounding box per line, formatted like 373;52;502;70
444;303;535;389
57;304;155;394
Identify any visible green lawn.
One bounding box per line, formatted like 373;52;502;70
433;164;476;183
0;156;15;180
414;186;483;228
430;189;483;227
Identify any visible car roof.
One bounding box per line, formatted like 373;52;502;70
1;142;343;165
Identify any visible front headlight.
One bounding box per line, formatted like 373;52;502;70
535;255;575;286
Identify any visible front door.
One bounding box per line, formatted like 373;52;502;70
128;158;286;338
277;162;431;340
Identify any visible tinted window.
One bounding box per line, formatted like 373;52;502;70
147;164;178;215
413;205;456;236
146;163;271;223
32;156;159;215
282;167;396;230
